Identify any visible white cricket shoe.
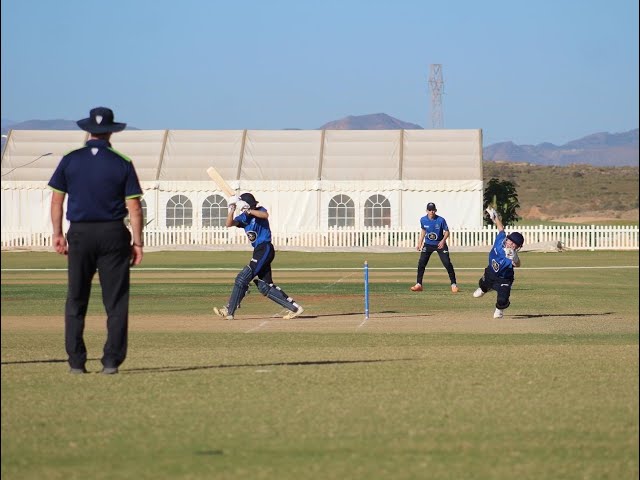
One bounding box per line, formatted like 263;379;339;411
213;306;234;320
473;288;485;298
283;306;304;320
493;308;504;319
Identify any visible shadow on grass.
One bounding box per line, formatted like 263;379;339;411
513;312;615;319
2;358;418;374
125;358;417;375
1;357;100;365
195;450;224;456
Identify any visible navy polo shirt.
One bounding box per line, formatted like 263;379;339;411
48;139;143;222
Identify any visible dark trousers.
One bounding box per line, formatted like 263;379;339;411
65;221;132;369
416;244;457;285
478;267;514;310
228;242;283;315
250;242;275;283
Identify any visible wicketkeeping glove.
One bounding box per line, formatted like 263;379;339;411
504;247;519;263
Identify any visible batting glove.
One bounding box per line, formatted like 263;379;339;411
234;200;249;215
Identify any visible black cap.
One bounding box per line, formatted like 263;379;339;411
426;202;437;211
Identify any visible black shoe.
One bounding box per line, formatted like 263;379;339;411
101;367;118;375
69;367;88;374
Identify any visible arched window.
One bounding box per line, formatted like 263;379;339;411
364;194;391;227
202;195;227;227
140;198;148;225
166;195;193;227
328;194;355;227
124;197;148;226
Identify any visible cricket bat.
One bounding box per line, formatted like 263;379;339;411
206;167;236;197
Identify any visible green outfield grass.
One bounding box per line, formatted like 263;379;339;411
2;250;638;480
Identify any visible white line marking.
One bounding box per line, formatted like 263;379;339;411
2;266;638;272
501;266;638;270
245;321;269;333
323;271;358;289
357;317;369;329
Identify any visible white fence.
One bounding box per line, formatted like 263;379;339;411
2;225;638;251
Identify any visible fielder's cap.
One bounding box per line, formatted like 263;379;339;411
240;192;258;208
426;202;437;211
507;232;525;248
77;107;127;134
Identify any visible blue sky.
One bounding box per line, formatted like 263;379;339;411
1;0;638;146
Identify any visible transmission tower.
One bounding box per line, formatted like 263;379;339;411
428;64;444;129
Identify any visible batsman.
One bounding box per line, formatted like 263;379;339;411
213;192;304;321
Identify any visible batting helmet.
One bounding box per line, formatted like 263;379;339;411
507;232;524;249
240;192;258;209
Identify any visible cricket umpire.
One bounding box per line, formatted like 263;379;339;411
48;107;144;374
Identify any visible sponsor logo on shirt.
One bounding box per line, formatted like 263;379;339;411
491;258;500;272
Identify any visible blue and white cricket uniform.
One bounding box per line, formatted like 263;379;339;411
420;214;449;247
415;214;457;286
233;207;275;282
487;231;517;280
478;231;517;309
223;204;301;317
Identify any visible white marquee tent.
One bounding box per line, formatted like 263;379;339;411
1;129;484;239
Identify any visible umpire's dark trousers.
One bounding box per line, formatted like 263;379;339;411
65;221;132;370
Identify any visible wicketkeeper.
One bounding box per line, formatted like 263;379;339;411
213;192;304;321
473;207;524;318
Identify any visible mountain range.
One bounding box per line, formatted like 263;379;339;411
483;130;638;167
2;114;638;167
318;113;423;130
